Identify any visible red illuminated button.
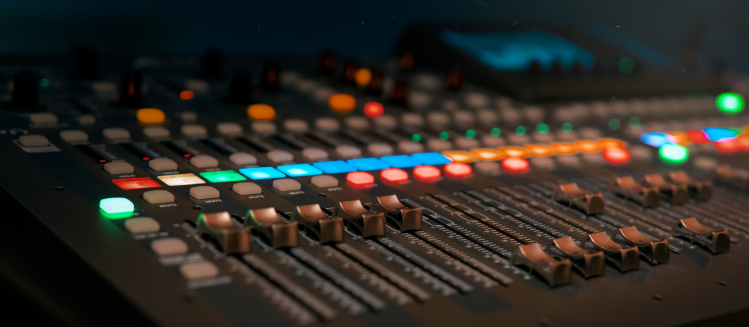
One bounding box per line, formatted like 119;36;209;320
714;139;740;153
603;148;631;165
686;130;710;144
346;171;375;186
413;165;441;182
364;102;384;118
501;157;529;174
381;168;409;182
112;177;161;190
444;163;472;178
737;134;749;151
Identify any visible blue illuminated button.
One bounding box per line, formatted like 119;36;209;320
313;160;357;174
239;167;286;180
411;152;452;165
703;128;738;142
276;164;323;177
380;155;422;168
347;158;390;171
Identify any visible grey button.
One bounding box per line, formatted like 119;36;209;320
481;135;506;147
531;157;556;169
427;139;452;151
302;148;328;161
103;128;131;140
60;130;88;142
103;161;135;174
336;145;361;158
143;126;170;138
190;186;220;199
251;121;276;135
78;114;96;125
373;115;397;129
284;119;309;133
151;237;188;256
18;135;50;147
181;124;207;136
29;112;58;124
507;134;530;145
311;175;339;188
267;149;294;163
124;217;160;233
344;116;369;130
181;111;198;123
143;190;175;204
273;178;302;192
233;182;262;195
314;117;340;132
398;141;423;154
179;261;219;280
149;157;178;171
455;137;479;149
190;155;219;168
229;153;257;165
400;113;424;127
453;110;475;126
368;143;393;156
475;161;501;173
427;112;449;126
216;122;242;135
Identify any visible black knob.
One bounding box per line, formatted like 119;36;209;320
367;69;383;96
317;51;337;75
201;49;224;79
527;60;542;77
227;70;252;103
11;71;40;109
550;60;563;75
73;47;99;79
257;62;280;94
118;71;143;105
341;60;358;84
399;51;414;72
571;61;583;75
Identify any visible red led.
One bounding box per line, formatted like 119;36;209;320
413;165;441;182
381;168;409;183
112;177;161;190
364;102;384;118
444;163;472;178
714;139;740;153
501;157;529;174
603;148;631;165
686;130;710;144
346;171;375;186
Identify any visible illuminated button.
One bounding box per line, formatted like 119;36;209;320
302;148;329;161
229;153;257;166
233;182;262;195
714;140;739;153
149;157;178;171
703;127;737;142
143;126;170;138
216;122;242;135
179;90;194;100
500;147;529;158
181;124;207;137
599;138;628;149
442;151;477;163
18;135;49;147
344;116;369;130
315;117;340;132
355;68;372;87
277;164;323;177
252;121;276;135
136;108;165;124
444;163;472;178
348;158;389;171
414;165;441;182
328;93;356;113
552;143;578;155
313;160;357;174
190;155;219;168
471;148;504;161
475;161;501;174
99;197;134;215
380;155;422;168
481;135;505;147
346;171;375;186
180;261;219;280
79;114;96;125
374;115;397;129
157;173;206;186
112;177;161;190
103;127;131;140
143;190;175;204
400;113;424;127
526;144;555;157
411;152;451;165
239;167;286;180
104;161;135;174
273;178;302;192
687;130;710;144
368;143;394;156
427;112;449;126
311;175;339;188
364;102;384;118
248;104;276;120
335;145;361;159
190;186;220;199
502;157;530;174
180;111;198;122
603;148;631;165
199;170;247;183
427;139;452;151
124;217;160;233
455;137;480;149
284;119;309;133
398;141;424;154
267;149;294;163
151;238;188;256
381;168;409;182
60;130;88;142
575;140;603;153
29;112;58;124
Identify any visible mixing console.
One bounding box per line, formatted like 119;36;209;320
2;41;749;326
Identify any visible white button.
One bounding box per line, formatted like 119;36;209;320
477;109;498;124
190;186;220;199
408;92;433;109
580;128;602;139
302;148;328;161
149;157;178;171
103;161;134;174
60;130;88;142
465;92;489;107
336;145;361;158
507;134;530;145
344;116;369;130
442;99;459;111
530;157;555;169
427;139;452;151
500;108;521;123
181;124;207;136
190;155;219;168
179;261;219;280
103;127;131;140
229;153;257;165
181;111;198;123
368;143;394;156
233;182;262;195
475;161;501;174
151;238;188;256
398;141;424;154
400;113;424;127
314;117;340;132
252;121;276;135
532;133;554;143
29;112;58;124
427;112;449;126
184;79;209;93
143;126;170;138
124;217;160;233
216;122;242;135
373;115;397;129
311;175;339;188
273;178;302;192
557;155;581;168
79;114;96;125
455;137;479;149
143;190;175;204
453;111;475;126
267;149;294;163
284;119;309;133
481;135;505;147
524;106;545;122
694;156;718;171
18;135;50;147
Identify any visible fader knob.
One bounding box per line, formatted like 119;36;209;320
226;70;252;103
201;49;224;79
73;47;99;79
118;71;143;105
11;71;40;109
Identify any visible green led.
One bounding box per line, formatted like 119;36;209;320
536;123;549;134
716;92;744;114
490;127;501;137
39;79;50;87
99;197;134;218
199;170;247;183
561;123;573;133
659;144;688;164
412;134;421;142
618;57;635;74
608;118;621;131
439;131;449;140
515;126;526;136
465;129;476;139
628;117;641;128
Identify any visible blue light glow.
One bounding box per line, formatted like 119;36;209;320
703;127;738;142
239;167;286;180
347;158;390;171
313;161;357;174
276;164;322;177
379;155;422;168
411;152;452;165
641;133;673;147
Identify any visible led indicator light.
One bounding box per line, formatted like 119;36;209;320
380;168;409;182
686;130;710;144
714;140;740;153
608;118;620;131
490;127;501;137
411;152;452;165
157;173;206;186
500;146;529;158
659;144;688;164
179;90;195;100
247;104;276;120
716;92;744;114
465;129;476;139
628;117;641;128
703;127;738;142
525;144;555;157
603;148;631;165
199;170;247;183
380;155;422;168
364;102;384;118
413;165;441;182
471;148;504;161
439;131;449;140
346;171;375;186
112;177;162;190
100;197;134;217
136;108;166;125
441;151;477;163
515;126;526;136
501;157;530;174
561;123;573;133
444;163;472;178
536;123;549;134
239;167;286;180
355;68;372;87
328;93;356;113
313;161;357;174
347;158;390;171
276;164;323;177
411;133;422;142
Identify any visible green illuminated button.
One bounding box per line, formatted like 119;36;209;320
659;144;688;164
716;93;744;114
100;197;134;215
199;170;247;183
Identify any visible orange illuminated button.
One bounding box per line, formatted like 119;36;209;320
247;104;276;120
551;143;578;155
737;134;749;151
714;139;740;153
501;157;529;174
499;146;529;158
364;102;384;118
598;138;628;149
179;90;195;100
574;140;603;153
346;171;375;186
413;165;441;182
471;148;504;161
665;132;690;145
381;168;409;182
525;144;555;157
441;151;477;163
328;93;356;113
136;108;166;125
444;163;472;178
355;68;372;88
602;148;631;165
